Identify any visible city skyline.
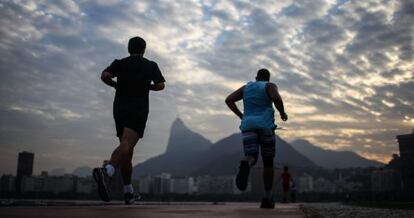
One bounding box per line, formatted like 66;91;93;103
1;130;410;200
0;0;413;175
1;150;400;197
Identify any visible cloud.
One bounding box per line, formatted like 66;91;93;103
0;0;413;174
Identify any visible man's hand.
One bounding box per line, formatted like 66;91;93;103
101;71;117;89
281;112;288;121
150;82;165;91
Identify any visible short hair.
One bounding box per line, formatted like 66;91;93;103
256;68;270;81
284;166;288;171
128;36;146;54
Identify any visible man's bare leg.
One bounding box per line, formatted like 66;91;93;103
120;140;134;187
236;155;257;191
92;128;138;202
105;128;140;203
263;166;274;198
121;156;135;202
110;131;135;185
109;128;139;170
121;160;133;185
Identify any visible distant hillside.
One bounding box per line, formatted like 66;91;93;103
192;133;317;176
133;119;317;178
290;139;383;169
133;118;213;177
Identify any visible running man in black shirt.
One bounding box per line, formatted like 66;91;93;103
93;36;165;204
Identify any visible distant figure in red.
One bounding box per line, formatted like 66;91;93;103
279;166;294;203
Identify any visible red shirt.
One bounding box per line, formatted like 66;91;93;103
281;172;291;186
282;172;290;184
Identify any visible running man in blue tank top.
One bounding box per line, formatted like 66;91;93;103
225;69;288;209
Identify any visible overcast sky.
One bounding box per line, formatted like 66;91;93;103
0;0;413;175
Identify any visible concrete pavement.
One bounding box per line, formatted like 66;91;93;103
0;202;305;218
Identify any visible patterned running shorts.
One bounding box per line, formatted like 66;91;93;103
242;128;276;160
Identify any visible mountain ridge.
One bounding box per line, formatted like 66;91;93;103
133;118;213;177
133;118;317;177
133;119;382;178
290;139;383;169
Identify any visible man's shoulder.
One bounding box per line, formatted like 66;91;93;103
265;82;278;90
111;57;129;65
267;82;277;87
142;57;158;66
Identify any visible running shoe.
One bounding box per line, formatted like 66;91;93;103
92;167;111;202
124;192;141;205
260;198;275;209
235;160;250;191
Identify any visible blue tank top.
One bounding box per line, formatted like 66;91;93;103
240;81;276;131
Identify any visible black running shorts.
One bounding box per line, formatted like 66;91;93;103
113;101;148;138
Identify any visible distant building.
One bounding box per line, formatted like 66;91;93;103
171;177;194;194
137;176;153;194
17;174;78;194
16;151;34;192
43;175;76;194
313;178;334;193
20;176;39;192
298;174;313;193
371;169;395;192
396;130;414;194
76;177;95;194
0;174;16;193
17;152;34;177
40;171;48;177
153;173;172;194
333;179;363;193
196;175;236;194
384;154;403;192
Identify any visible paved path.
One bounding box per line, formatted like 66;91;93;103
0;202;305;218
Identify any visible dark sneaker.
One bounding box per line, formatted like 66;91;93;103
124;193;141;205
92;167;111;202
236;160;250;191
260;198;275;209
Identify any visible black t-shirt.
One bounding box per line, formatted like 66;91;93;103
104;55;165;108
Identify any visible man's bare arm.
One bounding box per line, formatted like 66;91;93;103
101;71;117;89
150;82;165;91
225;86;245;119
266;83;288;121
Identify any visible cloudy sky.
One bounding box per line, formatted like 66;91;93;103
0;0;413;175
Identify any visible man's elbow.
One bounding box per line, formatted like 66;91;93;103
225;96;232;105
153;83;165;91
101;71;111;81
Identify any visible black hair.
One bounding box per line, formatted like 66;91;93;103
128;36;146;54
284;166;288;171
256;68;270;81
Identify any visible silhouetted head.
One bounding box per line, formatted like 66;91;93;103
284;166;288;172
256;68;270;81
128;36;146;54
